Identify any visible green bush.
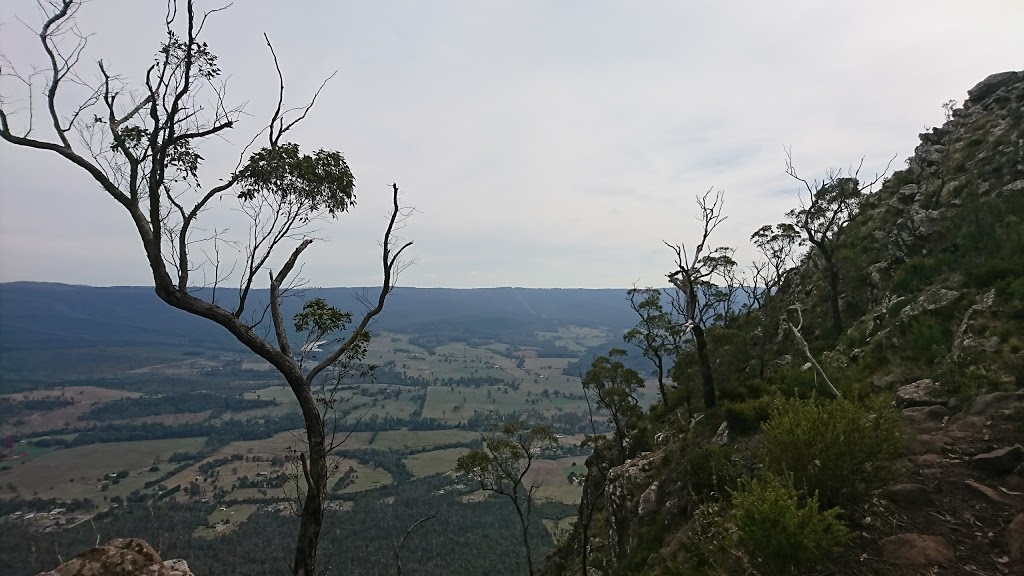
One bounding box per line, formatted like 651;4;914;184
891;255;951;295
681;500;740;575
681;444;739;503
900;315;955;365
731;473;849;576
724;398;773;434
883;168;915;192
764;365;819;399
759;397;904;510
966;260;1018;289
717;377;769;404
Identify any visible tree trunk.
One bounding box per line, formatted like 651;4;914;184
654;355;668;406
291;376;328;576
611;415;627;464
825;253;843;335
580;513;588;576
514;500;535;576
692;325;716;409
293;482;325;576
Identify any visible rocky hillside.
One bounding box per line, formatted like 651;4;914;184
36;538;193;576
544;71;1024;576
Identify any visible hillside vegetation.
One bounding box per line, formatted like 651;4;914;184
543;71;1024;576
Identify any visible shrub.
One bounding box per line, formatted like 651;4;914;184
759;397;903;511
724;398;773;435
891;256;946;294
731;473;849;576
764;365;818;399
682;500;740;575
681;444;739;503
901;315;956;365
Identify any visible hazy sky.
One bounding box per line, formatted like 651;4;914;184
1;1;1021;289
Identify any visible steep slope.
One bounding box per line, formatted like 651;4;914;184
544;71;1024;576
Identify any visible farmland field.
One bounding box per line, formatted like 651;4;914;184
0;437;207;501
405;447;471;478
369;429;479;450
0;315;628;576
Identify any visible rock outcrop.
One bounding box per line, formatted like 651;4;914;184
36;538;193;576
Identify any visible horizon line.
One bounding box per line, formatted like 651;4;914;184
0;280;639;291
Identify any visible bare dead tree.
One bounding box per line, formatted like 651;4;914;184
0;3;414;575
785;149;893;335
665;189;735;410
781;305;840;399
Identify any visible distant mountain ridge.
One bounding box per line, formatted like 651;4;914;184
0;282;638;352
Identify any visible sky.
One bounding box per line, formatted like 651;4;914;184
0;1;1022;289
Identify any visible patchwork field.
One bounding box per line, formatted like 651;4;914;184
0;386;145;434
523;456;585;505
405;447;470;478
195;504;259;537
334;463;393;493
369;429;479;450
0;437;207;501
0;325;613;549
536;326;610;352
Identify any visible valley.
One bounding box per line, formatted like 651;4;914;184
0;285;654;575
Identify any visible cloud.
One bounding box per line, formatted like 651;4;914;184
1;0;1022;288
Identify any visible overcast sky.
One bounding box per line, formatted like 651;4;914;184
1;1;1021;289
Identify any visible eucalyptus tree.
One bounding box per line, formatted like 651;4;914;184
746;222;802;311
623;287;685;405
784;150;891;334
0;2;413;575
581;349;644;462
456;417;557;576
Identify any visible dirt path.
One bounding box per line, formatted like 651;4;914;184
838;390;1024;575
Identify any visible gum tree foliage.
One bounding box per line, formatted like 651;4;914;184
745;223;802;311
744;222;802;380
581;349;644;463
0;3;413;575
784;151;891;335
623;287;685;406
665;190;737;410
456;418;557;576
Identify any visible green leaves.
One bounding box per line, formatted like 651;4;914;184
159;33;221;80
787;177;863;242
731;473;849;576
455;418;556;493
759;397;904;510
582;350;644;461
751;223;801;263
237;142;355;218
582;350;644;402
294;298;352;338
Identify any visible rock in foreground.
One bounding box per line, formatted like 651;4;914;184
36;538;193;576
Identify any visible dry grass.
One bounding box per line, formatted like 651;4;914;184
0;386;146;434
523;457;584;505
194;504;258;538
